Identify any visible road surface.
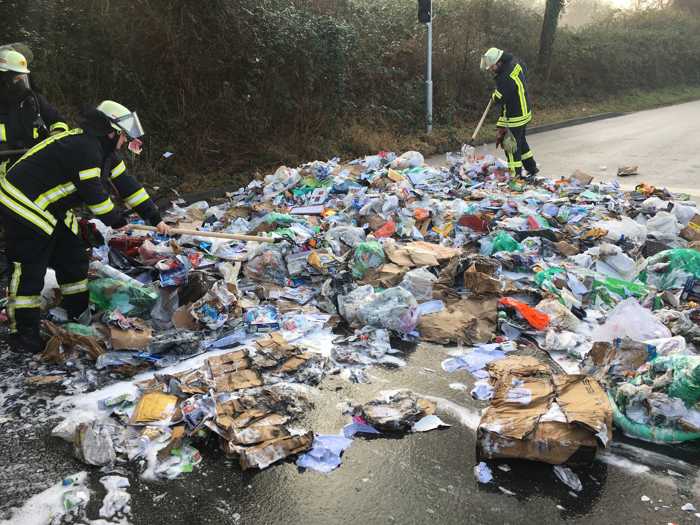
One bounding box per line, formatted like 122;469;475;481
1;101;700;525
428;100;700;198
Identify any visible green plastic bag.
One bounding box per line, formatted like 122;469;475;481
64;323;100;338
351;241;385;279
591;277;648;306
491;231;522;254
639;249;700;290
89;278;158;317
653;249;700;277
642;355;700;407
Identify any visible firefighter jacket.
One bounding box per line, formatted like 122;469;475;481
0;90;69;173
0;128;161;237
491;55;532;128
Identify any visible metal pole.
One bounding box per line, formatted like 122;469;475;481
426;20;433;134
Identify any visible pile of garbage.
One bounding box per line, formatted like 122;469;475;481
12;145;700;485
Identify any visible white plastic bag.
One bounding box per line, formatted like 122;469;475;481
646;211;681;239
400;267;437;302
598;217;647;244
391;151;424;170
591;298;671;342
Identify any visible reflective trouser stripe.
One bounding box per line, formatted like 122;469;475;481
13;295;41;308
125;188;149;208
7;262;21;332
506;150;522;171
521;150;534;161
64;210;79;235
59;279;88;295
0;123;6;142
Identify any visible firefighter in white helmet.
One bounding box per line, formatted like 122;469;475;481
481;47;538;177
0;45;69;177
0;100;169;352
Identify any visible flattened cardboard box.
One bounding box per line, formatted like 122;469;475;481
214;369;263;392
225;431;314;470
477;356;612;465
418;298;497;344
109;326;153;350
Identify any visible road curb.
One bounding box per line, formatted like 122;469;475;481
528;112;625;135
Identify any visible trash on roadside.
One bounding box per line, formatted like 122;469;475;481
12;141;700;498
477;356;612;465
354;391;437;433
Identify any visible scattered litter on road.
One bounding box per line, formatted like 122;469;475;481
4;142;700;515
553;465;583;492
474;461;493;484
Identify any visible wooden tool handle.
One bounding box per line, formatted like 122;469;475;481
127;224;276;243
471;98;494;142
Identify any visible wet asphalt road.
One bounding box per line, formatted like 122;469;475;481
1;338;699;525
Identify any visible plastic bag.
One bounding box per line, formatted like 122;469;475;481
89;278;158;316
325;226;366;256
591;277;648;305
646;211;681;239
244;249;288;285
642;355;700;407
489;231;522;255
263;166;301;201
338;285;376;324
351;241;385;279
640;249;700;291
536;298;580;331
358;287;419;334
598;217;647;244
498;297;550;330
391;151;424;170
644;249;700;278
400;267;437;302
591;298;671;342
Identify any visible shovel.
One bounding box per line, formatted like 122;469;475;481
127;224;277;243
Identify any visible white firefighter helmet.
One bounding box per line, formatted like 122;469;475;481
96;100;144;139
480;47;504;71
0;49;30;74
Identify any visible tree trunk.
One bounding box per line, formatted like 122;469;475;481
537;0;564;81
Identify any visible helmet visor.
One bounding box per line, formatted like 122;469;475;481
113;111;144;139
14;74;30;89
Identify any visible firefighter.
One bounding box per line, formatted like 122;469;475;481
0;46;69;177
0;100;169;352
480;47;538;177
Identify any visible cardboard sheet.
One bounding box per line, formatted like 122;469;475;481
477;356;612;465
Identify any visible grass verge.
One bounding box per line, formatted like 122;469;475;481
167;84;700;194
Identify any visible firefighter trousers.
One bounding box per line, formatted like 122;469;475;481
505;125;537;176
3;211;89;336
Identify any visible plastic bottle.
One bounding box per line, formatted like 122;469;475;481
91;261;144;288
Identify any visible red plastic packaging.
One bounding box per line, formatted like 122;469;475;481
498;297;550;330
